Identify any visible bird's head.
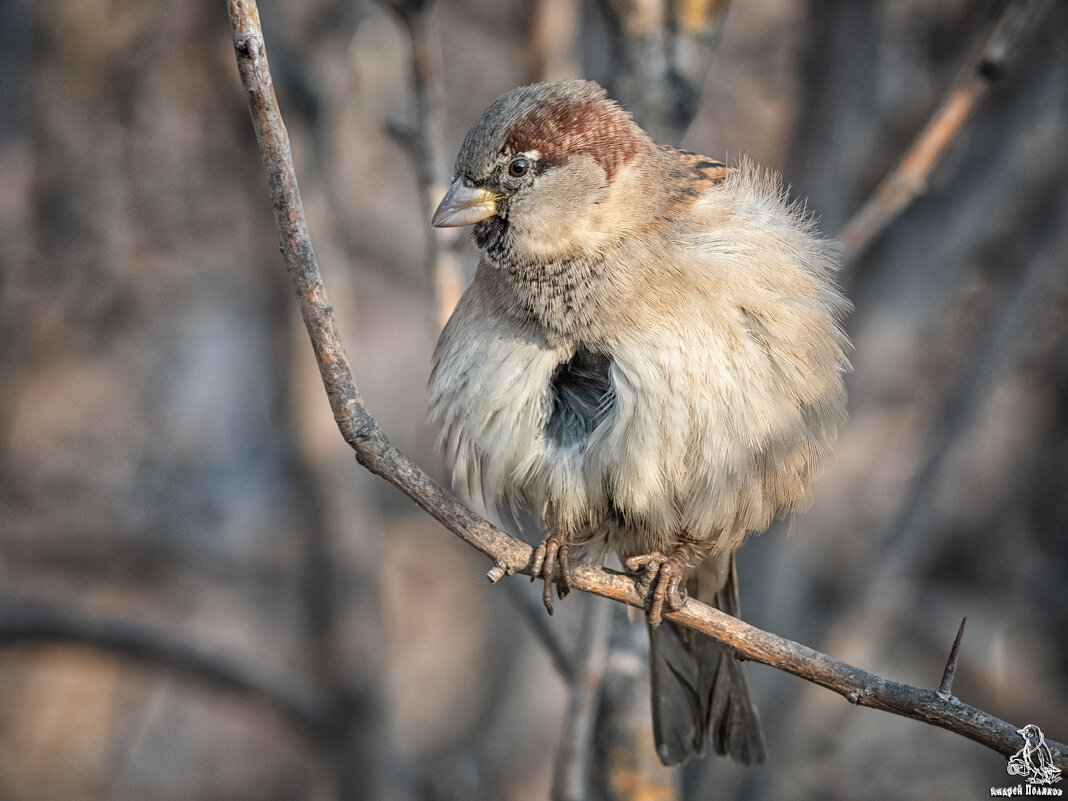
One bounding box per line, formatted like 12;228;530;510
1018;724;1043;744
432;80;654;263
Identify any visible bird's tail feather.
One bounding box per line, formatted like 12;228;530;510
648;553;766;766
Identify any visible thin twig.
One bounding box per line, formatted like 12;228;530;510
380;0;465;330
0;602;342;741
225;0;1068;771
838;0;1051;264
938;617;967;698
501;579;576;680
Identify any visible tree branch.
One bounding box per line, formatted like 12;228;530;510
500;578;578;681
225;0;1067;772
838;0;1052;264
0;602;343;742
380;0;465;330
552;598;612;801
597;0;732;145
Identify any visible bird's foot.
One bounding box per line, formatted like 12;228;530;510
625;549;690;627
531;534;572;615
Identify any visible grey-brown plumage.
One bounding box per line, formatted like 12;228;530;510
429;80;850;766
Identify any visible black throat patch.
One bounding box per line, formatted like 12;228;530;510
473;214;509;257
545;349;616;448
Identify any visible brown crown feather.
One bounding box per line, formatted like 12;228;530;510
503;94;647;182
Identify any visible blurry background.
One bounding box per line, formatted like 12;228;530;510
0;0;1065;799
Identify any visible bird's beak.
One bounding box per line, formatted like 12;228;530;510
432;178;500;228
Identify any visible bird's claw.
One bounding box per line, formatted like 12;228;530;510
624;551;689;627
531;536;572;615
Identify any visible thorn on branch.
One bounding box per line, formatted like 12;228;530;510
938;617;967;698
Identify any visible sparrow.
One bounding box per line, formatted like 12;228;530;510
429;80;850;766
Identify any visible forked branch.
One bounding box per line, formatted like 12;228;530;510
225;0;1067;770
838;0;1052;263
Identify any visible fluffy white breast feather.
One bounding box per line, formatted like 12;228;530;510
429;161;850;556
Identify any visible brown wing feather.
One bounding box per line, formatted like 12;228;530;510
658;146;734;210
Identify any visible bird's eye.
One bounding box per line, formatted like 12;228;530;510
508;157;530;178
